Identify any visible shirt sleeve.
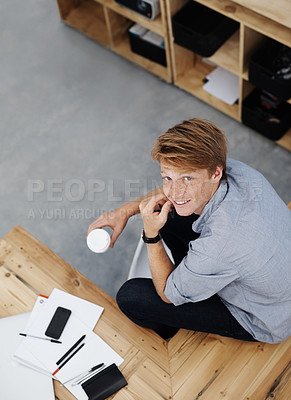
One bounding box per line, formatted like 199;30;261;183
164;245;239;306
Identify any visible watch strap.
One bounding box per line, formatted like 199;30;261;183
142;230;161;244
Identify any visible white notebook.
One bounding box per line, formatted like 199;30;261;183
0;313;54;400
13;289;104;376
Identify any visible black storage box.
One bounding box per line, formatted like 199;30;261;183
249;39;291;101
242;89;291;141
172;1;239;57
128;24;167;67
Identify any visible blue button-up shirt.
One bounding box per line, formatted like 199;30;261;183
164;158;291;343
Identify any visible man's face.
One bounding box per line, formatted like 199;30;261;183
160;162;222;216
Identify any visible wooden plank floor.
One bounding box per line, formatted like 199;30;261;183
1;225;290;400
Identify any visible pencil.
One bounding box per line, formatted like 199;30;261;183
56;334;86;365
52;342;85;376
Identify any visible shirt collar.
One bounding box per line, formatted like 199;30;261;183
192;180;229;233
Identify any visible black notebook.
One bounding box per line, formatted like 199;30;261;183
81;363;127;400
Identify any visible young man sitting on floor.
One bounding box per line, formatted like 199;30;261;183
88;118;291;343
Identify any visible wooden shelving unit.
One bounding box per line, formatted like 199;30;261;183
55;0;291;151
56;0;173;83
165;0;291;151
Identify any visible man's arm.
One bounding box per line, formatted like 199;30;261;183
146;240;174;303
139;193;174;303
87;186;164;247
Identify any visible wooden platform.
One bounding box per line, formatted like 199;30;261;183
0;225;290;399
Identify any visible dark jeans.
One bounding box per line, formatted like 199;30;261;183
116;209;256;341
117;279;256;341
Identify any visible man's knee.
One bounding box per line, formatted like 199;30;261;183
116;278;155;317
117;279;145;308
116;278;138;308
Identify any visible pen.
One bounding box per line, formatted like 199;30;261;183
60;363;104;386
19;333;62;344
72;363;106;386
52;342;85;375
56;334;86;365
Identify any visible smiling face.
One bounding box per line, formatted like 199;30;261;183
161;162;223;216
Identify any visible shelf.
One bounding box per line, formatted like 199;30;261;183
207;29;240;75
56;0;291;151
58;0;110;47
194;0;291;46
57;0;172;83
231;0;291;29
105;0;164;36
112;29;170;82
174;49;240;121
167;0;291;151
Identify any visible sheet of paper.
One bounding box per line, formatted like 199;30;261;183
203;66;239;105
13;295;52;376
27;288;104;336
0;313;54;400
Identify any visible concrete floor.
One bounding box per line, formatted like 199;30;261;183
1;0;291;298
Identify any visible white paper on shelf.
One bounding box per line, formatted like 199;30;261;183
143;31;165;48
203;66;239;105
129;23;148;37
129;23;164;48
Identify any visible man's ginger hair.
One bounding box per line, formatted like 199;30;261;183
151;118;228;180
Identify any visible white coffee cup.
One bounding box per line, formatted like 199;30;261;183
87;229;110;253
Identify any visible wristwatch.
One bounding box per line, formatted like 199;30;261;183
142;229;161;244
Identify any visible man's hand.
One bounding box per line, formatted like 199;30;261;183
139;192;172;237
87;207;129;248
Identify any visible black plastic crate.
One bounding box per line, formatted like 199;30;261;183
128;25;167;67
172;1;239;57
249;39;291;101
242;89;291;141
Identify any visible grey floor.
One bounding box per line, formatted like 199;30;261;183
1;0;291;298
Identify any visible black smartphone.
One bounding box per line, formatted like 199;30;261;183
45;306;71;339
